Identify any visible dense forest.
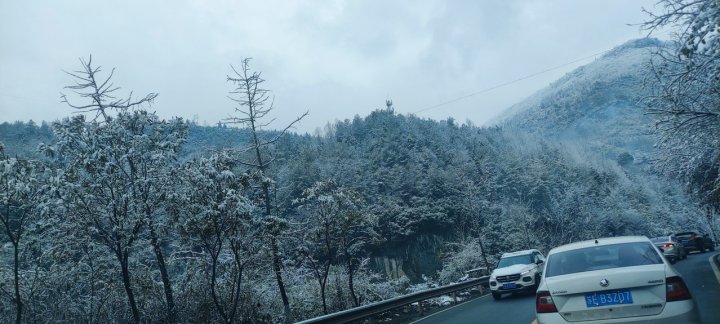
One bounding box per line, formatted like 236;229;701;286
1;1;719;323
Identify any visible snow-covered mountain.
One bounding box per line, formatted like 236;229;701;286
497;38;668;165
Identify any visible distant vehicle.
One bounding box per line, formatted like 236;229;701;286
535;236;700;324
675;231;715;253
651;235;686;263
489;249;545;300
705;233;717;250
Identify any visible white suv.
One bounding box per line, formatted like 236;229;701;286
489;249;545;300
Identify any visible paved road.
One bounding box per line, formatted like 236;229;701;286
412;252;720;324
674;251;720;324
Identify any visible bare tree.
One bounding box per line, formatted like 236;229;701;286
642;0;720;212
61;55;158;122
225;58;307;323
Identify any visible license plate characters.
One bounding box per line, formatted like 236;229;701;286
502;283;516;289
585;290;633;307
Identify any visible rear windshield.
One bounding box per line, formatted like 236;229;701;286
545;242;663;277
496;254;532;268
675;233;695;239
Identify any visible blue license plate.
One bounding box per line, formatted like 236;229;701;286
502;283;516;289
585;289;633;307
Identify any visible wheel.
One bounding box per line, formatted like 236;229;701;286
534;274;542;291
711;245;715;252
669;257;676;264
492;292;501;300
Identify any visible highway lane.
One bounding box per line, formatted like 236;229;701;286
673;251;720;324
412;252;720;324
410;290;535;324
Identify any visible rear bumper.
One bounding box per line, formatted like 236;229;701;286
662;251;680;260
681;243;702;252
537;299;700;324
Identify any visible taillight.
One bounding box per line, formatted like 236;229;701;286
663;243;674;248
666;276;692;301
536;290;558;313
690;235;697;240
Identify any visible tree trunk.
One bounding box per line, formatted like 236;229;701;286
478;237;490;273
13;242;22;324
347;258;359;307
229;243;246;324
118;250;140;323
320;278;328;314
271;237;292;322
209;255;230;324
149;226;175;323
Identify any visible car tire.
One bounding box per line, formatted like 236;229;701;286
534;274;541;291
492;292;501;300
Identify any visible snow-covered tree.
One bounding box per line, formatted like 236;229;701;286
169;151;263;324
294;179;375;312
42;57;187;322
643;0;720;213
0;144;56;324
224;58;307;323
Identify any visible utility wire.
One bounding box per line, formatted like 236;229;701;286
413;49;612;114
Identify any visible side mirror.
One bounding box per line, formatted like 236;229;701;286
536;259;544;265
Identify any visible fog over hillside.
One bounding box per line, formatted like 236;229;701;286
497;38;668;165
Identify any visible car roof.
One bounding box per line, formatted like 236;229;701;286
547;236;650;255
501;249;541;257
650;236;670;241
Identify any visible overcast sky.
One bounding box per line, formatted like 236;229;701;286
0;0;669;134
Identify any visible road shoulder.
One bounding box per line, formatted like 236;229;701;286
710;252;720;285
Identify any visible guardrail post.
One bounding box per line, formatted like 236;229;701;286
418;302;424;316
452;292;457;305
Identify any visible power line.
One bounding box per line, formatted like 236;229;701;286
413;49;611;114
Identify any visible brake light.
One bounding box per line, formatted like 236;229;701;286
690;235;697;240
663;243;673;248
536;290;558;313
666;276;692;301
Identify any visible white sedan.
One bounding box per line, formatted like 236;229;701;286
536;236;700;324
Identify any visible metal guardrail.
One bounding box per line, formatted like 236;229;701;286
296;276;490;324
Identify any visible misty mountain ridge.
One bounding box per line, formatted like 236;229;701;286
497;38;668;166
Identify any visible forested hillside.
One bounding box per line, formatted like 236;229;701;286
0;104;702;322
2;17;718;324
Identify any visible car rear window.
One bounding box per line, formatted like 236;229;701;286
650;237;667;243
545;242;663;277
675;232;694;239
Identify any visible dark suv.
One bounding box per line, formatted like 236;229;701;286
675;231;716;253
